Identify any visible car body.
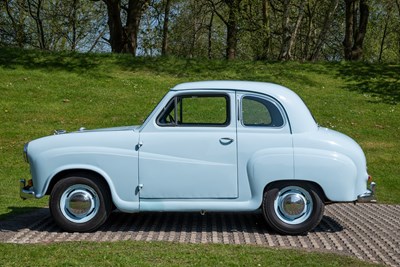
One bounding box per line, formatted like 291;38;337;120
20;81;376;234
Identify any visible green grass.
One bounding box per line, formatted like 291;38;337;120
0;47;397;266
0;241;383;266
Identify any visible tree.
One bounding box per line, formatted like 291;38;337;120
259;0;271;60
396;0;400;61
309;0;340;61
278;1;305;61
1;0;108;52
2;0;400;62
3;0;26;48
161;0;171;56
207;8;214;59
27;0;46;49
209;0;243;60
126;0;150;54
101;0;150;54
343;0;369;60
163;0;224;58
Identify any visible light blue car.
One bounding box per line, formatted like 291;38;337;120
20;81;376;234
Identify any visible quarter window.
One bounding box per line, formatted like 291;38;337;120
242;96;284;127
158;94;230;126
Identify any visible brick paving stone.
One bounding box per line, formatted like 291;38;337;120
1;203;400;266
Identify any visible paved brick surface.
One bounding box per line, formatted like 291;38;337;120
1;203;399;266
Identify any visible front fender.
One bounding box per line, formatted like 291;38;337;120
30;147;139;212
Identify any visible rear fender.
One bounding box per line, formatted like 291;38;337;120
294;148;357;201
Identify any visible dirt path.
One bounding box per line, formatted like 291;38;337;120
1;203;399;266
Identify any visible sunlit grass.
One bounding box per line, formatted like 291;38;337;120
0;241;383;267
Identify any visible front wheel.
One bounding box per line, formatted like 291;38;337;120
49;174;112;232
262;182;324;235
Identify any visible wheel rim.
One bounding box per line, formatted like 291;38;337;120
60;184;100;223
273;186;313;225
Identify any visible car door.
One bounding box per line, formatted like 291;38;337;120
138;90;238;199
236;92;294;195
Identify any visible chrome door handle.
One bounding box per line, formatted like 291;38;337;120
219;137;234;145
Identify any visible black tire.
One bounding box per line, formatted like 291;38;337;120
262;182;324;235
49;173;112;232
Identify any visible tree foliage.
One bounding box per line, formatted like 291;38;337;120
1;0;108;51
1;0;400;62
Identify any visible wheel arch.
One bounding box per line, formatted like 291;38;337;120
263;180;329;204
45;169;111;198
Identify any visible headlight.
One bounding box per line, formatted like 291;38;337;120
23;142;29;163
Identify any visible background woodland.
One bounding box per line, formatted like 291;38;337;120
2;0;400;62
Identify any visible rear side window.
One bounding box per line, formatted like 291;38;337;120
158;94;230;126
242;96;284;127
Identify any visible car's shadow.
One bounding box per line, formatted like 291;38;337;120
0;207;343;236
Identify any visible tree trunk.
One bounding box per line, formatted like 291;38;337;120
208;0;241;60
278;0;291;60
188;0;198;58
378;15;389;62
396;0;400;61
71;0;78;51
343;0;369;60
207;11;214;59
309;0;339;61
303;1;317;61
287;2;304;60
225;0;239;60
27;0;46;50
259;0;271;60
102;0;149;54
226;13;237;60
343;0;354;59
161;0;171;56
351;0;369;60
278;1;304;61
103;0;124;53
125;0;150;55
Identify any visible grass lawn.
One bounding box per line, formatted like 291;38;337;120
0;48;398;266
0;241;383;266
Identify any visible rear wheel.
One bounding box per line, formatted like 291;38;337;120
262;182;324;235
49;174;112;232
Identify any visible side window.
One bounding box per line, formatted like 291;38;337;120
242;96;284;127
158;94;230;126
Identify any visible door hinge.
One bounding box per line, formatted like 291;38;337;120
136;142;143;151
136;184;143;195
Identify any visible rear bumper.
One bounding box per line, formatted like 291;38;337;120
20;179;36;199
357;182;376;203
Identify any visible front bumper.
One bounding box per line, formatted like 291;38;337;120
20;179;36;199
357;182;376;203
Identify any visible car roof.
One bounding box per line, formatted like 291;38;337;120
172;80;293;97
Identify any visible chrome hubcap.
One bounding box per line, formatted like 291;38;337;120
60;184;99;223
274;186;313;224
67;190;93;216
